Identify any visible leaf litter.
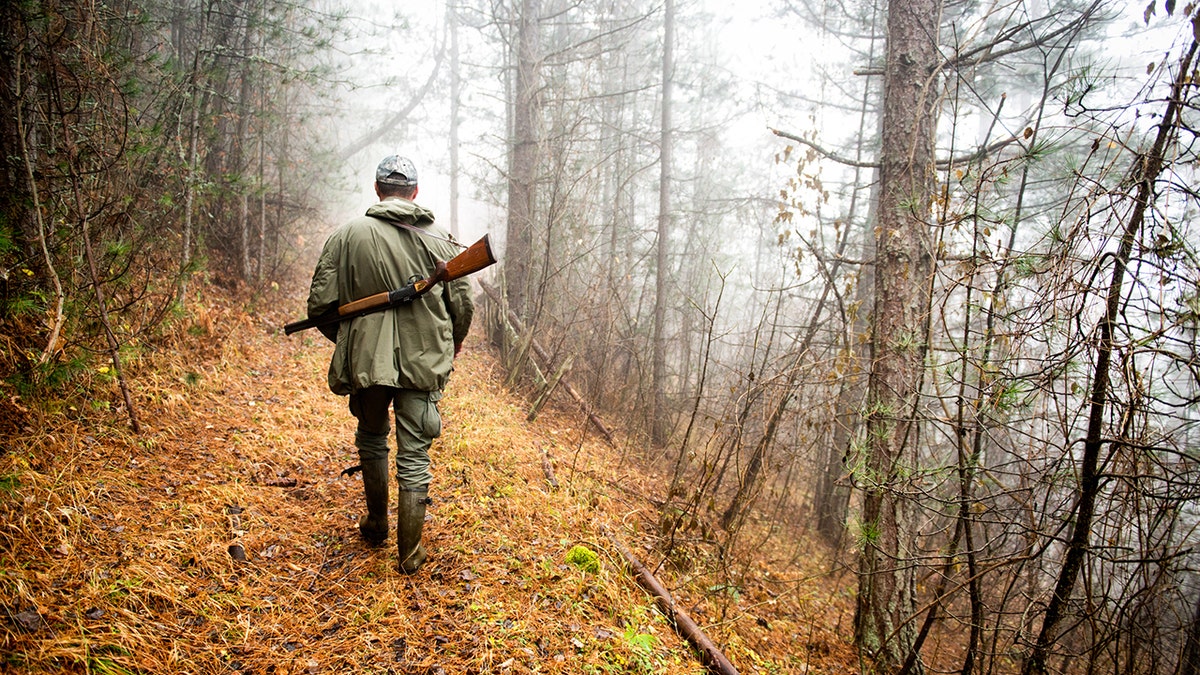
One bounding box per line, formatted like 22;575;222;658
0;282;855;674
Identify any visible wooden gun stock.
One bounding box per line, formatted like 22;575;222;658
444;235;496;281
284;234;496;336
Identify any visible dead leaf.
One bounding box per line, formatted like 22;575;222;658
12;609;42;631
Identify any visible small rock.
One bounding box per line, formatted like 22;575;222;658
85;608;105;620
228;544;247;561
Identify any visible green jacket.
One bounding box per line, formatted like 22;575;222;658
306;198;474;395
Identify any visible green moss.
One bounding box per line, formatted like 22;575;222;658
565;545;600;574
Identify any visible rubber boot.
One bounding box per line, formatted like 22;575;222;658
357;459;389;545
396;488;430;573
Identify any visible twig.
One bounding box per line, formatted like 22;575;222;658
769;127;879;169
769;126;1025;171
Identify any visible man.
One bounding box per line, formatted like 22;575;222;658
306;155;473;573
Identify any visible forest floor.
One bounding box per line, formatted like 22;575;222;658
0;280;857;674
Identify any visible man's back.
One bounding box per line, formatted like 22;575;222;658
307;198;472;395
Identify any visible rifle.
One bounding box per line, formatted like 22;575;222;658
284;234;496;336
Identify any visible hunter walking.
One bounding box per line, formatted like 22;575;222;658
306;155;474;573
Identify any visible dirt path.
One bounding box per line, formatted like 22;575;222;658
2;287;859;674
0;291;713;674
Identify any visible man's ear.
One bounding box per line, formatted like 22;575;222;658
412;186;419;199
374;182;383;200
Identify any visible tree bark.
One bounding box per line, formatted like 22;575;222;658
651;0;675;446
854;0;941;670
448;1;461;239
179;0;211;303
504;0;541;321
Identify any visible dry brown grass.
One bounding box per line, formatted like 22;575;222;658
0;283;856;674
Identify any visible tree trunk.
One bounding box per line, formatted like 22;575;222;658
179;0;211;302
651;0;675;446
448;1;461;239
854;0;941;671
504;0;540;321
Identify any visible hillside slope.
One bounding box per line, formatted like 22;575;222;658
0;285;855;674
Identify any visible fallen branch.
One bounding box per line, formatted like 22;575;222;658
529;355;572;422
604;527;740;675
479;280;616;446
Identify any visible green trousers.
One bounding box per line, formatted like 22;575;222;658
349;385;442;489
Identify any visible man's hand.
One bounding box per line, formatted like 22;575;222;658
454;341;464;357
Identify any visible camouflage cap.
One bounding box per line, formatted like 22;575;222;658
375;155;418;186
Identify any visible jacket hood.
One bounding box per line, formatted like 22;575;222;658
365;198;436;227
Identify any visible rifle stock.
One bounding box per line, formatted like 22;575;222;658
444;235;495;281
284;234;496;336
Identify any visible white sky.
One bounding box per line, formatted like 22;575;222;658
318;0;1194;250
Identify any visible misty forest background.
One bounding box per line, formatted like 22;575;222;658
2;0;1200;673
